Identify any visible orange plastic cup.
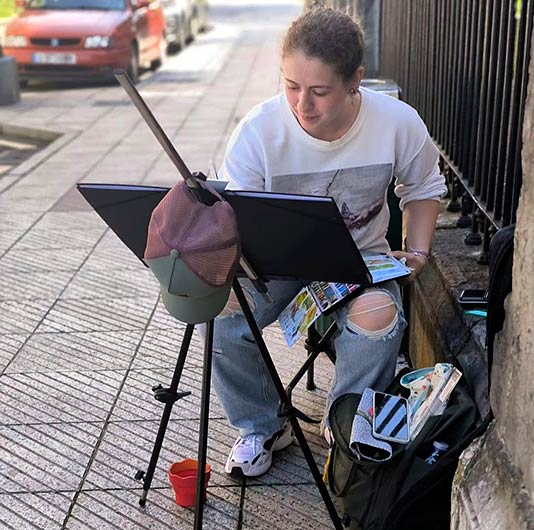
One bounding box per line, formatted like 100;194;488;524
168;459;211;508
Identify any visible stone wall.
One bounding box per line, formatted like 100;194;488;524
450;29;534;530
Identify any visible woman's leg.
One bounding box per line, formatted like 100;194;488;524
326;281;406;413
200;278;303;438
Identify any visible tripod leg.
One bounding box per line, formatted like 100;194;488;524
139;323;195;507
193;319;214;530
232;280;343;530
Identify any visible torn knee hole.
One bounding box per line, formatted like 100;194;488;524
347;291;398;335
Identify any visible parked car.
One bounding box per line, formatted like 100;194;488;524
161;0;188;52
187;0;209;37
162;0;208;52
3;0;167;85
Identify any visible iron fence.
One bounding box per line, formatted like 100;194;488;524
380;0;533;262
323;0;533;262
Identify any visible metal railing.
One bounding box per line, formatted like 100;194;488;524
380;0;533;262
323;0;533;262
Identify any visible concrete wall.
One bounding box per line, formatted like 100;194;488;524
450;29;534;530
493;28;534;499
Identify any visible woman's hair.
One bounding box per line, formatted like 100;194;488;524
282;7;365;82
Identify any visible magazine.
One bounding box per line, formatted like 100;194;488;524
278;255;411;347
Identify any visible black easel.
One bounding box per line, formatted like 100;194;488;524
77;177;372;530
133;276;343;530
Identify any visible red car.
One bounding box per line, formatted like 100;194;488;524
4;0;166;84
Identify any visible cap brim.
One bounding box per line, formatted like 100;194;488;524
160;282;232;324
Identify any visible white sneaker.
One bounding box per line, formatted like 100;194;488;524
225;423;294;477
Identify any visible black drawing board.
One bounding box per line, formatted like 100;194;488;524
77;183;372;285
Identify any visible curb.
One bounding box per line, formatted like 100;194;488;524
0;122;79;184
0;122;62;142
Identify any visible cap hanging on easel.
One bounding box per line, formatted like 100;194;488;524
144;179;241;324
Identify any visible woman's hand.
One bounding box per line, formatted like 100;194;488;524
387;250;428;282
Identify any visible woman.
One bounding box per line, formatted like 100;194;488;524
208;7;447;478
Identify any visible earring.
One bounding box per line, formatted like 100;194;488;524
350;88;357;106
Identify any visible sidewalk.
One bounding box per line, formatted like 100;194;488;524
0;2;339;529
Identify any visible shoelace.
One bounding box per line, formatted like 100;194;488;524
235;434;264;456
240;434;260;447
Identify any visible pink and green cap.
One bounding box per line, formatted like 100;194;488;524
144;180;241;324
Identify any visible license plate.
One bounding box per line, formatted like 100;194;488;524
32;53;77;65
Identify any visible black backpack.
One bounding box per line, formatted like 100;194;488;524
486;224;515;391
326;225;515;530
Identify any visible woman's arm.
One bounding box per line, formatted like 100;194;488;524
388;198;440;277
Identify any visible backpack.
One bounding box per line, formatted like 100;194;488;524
326;224;515;530
485;224;514;391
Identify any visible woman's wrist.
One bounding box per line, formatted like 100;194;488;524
407;247;430;262
407;249;429;273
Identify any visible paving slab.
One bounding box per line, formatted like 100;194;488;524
111;367;226;422
36;297;157;333
82;231;145;272
10;228;103;252
34;211;105;229
0;230;25;254
0;270;75;302
0;212;40;231
0;246;91;274
6;330;143;373
61;268;159;301
67;488;241;530
83;418;237;490
1;299;53;335
0;334;29;372
133;325;206;371
241;484;334;530
0;492;74;530
0;422;102;492
0;370;125;424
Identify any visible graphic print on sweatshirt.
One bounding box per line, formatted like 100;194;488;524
271;163;393;233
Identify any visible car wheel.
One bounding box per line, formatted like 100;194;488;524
128;44;140;83
177;22;187;50
151;35;166;71
169;27;186;54
186;16;197;43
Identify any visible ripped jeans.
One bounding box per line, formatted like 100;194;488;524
202;278;406;438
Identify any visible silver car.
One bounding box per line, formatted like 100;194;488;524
162;0;189;52
163;0;209;53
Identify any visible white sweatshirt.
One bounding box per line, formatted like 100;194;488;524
220;87;447;253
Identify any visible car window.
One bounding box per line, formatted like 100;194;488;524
24;0;127;10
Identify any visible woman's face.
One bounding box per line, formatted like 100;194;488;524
282;50;363;141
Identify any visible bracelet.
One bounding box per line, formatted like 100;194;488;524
408;248;430;261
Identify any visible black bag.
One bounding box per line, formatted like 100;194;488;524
486;224;514;390
326;224;516;530
327;370;485;530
